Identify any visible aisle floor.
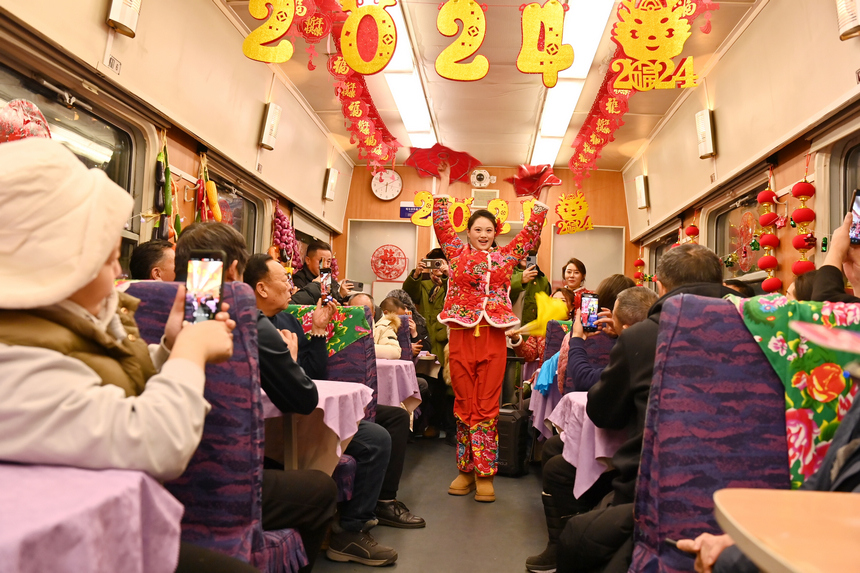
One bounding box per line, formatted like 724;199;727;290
314;437;547;573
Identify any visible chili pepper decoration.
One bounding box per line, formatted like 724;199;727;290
205;180;222;222
195;179;205;222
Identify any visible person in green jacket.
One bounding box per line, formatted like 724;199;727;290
509;238;551;326
403;248;451;440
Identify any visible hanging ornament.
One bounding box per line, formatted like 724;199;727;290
822;237;828;252
790;155;817;276
750;236;760;251
757;168;781;292
633;247;646;286
555;191;593;235
516;0;574;88
435;0;490;81
340;0;398;75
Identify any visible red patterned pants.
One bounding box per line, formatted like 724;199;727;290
449;322;506;476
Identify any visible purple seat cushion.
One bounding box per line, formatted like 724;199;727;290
127;281;307;572
564;332;614;394
543;320;571;363
631;294;790;573
396;315;411;361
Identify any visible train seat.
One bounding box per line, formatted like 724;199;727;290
542;320;571;363
630;294;790;573
396;314;412;361
128;281;308;572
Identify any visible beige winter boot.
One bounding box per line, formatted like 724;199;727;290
447;471;476;495
475;475;495;502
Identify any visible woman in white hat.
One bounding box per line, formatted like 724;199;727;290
0;138;254;571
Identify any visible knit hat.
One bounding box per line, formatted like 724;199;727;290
0;138;133;309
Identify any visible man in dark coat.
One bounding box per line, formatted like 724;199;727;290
557;243;735;573
291;240;353;305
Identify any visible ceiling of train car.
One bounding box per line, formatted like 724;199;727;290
223;0;757;170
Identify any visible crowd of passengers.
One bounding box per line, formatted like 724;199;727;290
0;138;859;573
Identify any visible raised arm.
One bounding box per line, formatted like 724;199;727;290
432;162;465;262
502;197;549;260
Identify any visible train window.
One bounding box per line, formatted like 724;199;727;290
711;190;766;281
0;63;133;191
209;178;258;250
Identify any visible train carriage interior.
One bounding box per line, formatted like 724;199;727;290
1;0;859;572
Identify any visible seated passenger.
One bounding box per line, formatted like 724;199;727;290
374;296;408;360
291;241;353;305
129;239;176;281
560;257;593;312
723;279;755;297
678;385;860;572
0;138;251;572
557;244;734;573
786;269;816;301
385;288;430;358
177;232;338;572
525;285;657;573
813;213;860;303
507;287;576;364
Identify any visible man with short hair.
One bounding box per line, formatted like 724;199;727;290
526;286;658;573
557;244;735;573
129;239;176;281
291;241;353;305
177;227;343;571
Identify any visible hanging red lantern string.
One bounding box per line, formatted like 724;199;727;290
790;153;817;276
758;168;782;293
684;209;700;243
633;244;652;286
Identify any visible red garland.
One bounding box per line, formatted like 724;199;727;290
790;156;817;276
566;1;719;184
757;173;782;292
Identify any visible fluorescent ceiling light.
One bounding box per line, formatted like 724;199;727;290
51;124;113;164
409;132;437;148
384;72;432;133
560;0;616;79
540;79;585;137
531;137;564;166
386;5;413;72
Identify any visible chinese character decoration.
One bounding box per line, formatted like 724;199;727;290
371;244;408;281
299;10;333;70
516;0;574;88
555;191;593;235
567;0;718;185
791;154;817;276
504;164;562;198
610;0;696;92
757;174;782;292
436;0;490;81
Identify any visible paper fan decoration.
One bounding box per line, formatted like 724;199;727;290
404;144;481;184
0;99;51;143
505;164;562;198
371;244;408;281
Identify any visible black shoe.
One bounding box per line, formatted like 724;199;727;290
326;528;398;566
444;432;457;447
375;500;426;529
525;543;557;572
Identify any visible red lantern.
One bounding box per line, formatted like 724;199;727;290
792;260;816;275
634;258;645;267
634;271;643;280
791;233;816;251
759;212;779;228
792;208;816;225
759;233;780;249
685;225;700;237
757;189;778;205
758;255;778;271
791;181;816;199
762;276;783;293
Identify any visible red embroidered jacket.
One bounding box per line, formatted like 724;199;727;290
433;195;549;328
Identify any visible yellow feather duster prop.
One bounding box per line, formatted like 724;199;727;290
515;292;570;337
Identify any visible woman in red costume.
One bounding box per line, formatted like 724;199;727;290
433;162;550;502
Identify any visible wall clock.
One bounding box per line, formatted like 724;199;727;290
371;169;403;201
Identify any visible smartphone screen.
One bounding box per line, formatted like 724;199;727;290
850;189;860;245
580;293;600;332
185;251;225;323
319;268;332;296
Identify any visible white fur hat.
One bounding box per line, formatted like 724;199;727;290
0;138;133;309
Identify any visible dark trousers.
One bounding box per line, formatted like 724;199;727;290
542;435;616;517
557;494;635;573
261;468;337;572
176;542;260;572
375;404;410;500
428;371;455;432
341;419;391;531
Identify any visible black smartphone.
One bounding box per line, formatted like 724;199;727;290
525;254;537;268
580;293;600;333
348;280;364;291
184;250;225;323
850;189;860;245
664;538;679;548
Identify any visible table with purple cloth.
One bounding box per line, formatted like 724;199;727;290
547;392;628;498
262;380;373;475
529;376;563;440
376;359;422;415
0;464;183;573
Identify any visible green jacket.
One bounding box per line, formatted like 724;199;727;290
510;266;551;326
403;272;448;359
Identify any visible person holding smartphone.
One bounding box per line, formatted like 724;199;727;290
291;241;353;305
432;161;550;503
510;237;551;326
